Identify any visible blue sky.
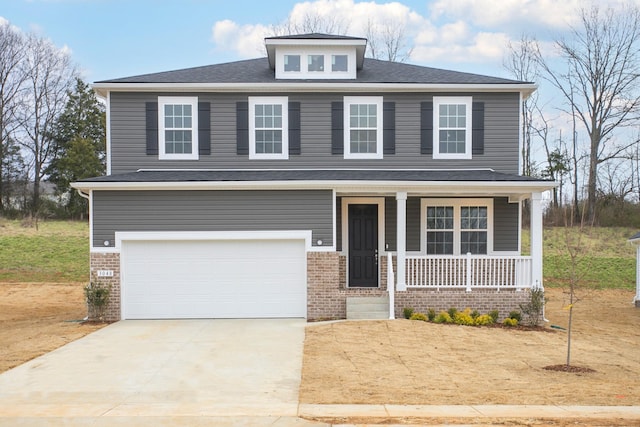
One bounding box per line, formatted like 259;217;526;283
0;0;603;83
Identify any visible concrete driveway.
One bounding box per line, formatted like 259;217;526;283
0;319;313;424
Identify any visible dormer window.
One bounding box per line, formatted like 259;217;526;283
284;55;300;72
308;55;324;72
332;55;348;72
266;35;365;80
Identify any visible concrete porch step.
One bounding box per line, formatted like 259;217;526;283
346;296;390;320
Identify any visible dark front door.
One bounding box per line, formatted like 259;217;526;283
348;204;378;287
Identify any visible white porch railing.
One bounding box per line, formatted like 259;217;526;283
406;254;533;291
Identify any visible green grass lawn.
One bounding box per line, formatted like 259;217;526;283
0;219;89;282
0;219;637;289
523;226;637;289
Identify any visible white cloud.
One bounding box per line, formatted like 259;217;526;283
211;19;271;58
429;0;582;30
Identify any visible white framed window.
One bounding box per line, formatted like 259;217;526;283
308;54;324;72
332;54;348;72
248;96;288;160
284;55;300;72
343;96;383;159
158;96;198;160
421;199;493;255
433;96;472;159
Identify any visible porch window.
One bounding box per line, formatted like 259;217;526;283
343;96;383;159
248;96;289;159
158;96;198;160
433;96;472;159
422;199;492;255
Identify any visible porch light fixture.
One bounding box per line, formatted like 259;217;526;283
316;239;323;246
103;240;110;246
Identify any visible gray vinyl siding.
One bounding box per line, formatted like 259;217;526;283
92;190;332;248
406;197;421;251
336;196;342;251
493;197;519;252
385;197;396;251
109;92;520;174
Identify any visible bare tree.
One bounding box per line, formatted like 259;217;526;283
536;5;640;222
365;19;413;62
16;33;76;219
0;21;28;212
504;35;540;177
270;12;350;37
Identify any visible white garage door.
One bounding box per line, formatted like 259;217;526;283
121;239;306;319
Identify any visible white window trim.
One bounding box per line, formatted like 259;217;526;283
420;198;494;255
340;197;385;288
275;47;356;79
433;96;473;160
343;96;383;160
248;96;289;160
158;96;199;160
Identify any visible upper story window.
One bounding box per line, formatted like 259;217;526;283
433;96;472;159
308;55;324;72
332;55;348;71
158;96;198;160
421;199;492;255
274;48;357;79
343;96;383;159
284;55;300;72
248;96;288;160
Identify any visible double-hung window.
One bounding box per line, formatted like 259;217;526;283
248;96;288;160
344;96;383;159
422;199;492;255
158;96;198;160
433;96;472;159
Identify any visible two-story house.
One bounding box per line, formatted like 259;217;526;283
73;33;555;321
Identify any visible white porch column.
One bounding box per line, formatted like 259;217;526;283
396;191;407;291
530;192;543;289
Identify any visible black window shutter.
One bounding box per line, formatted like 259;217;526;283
236;101;249;155
420;101;433;155
383;102;395;155
331;101;344;155
472;102;485;155
198;102;211;155
145;102;158;155
288;102;301;155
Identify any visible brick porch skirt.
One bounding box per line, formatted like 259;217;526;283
307;252;531;321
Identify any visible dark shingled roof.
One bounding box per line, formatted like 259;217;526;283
78;169;549;184
96;57;527;85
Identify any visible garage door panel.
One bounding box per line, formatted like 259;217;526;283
122;239;306;319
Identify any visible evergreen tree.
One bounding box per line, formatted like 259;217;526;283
47;78;105;218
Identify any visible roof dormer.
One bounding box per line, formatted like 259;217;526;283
265;33;367;80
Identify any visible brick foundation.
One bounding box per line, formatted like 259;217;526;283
308;252;534;322
394;288;531;322
90;252;121;321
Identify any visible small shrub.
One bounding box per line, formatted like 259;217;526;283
453;308;475;326
470;309;480;319
434;311;453;324
84;279;111;321
409;312;428;321
447;307;458;318
403;307;414;319
427;308;436;322
474;314;494;326
488;310;500;323
503;317;518;327
508;311;522;322
520;288;547;326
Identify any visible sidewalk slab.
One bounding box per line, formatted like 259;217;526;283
0;416;327;427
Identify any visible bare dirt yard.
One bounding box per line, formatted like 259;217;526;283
0;282;105;373
301;288;640;408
